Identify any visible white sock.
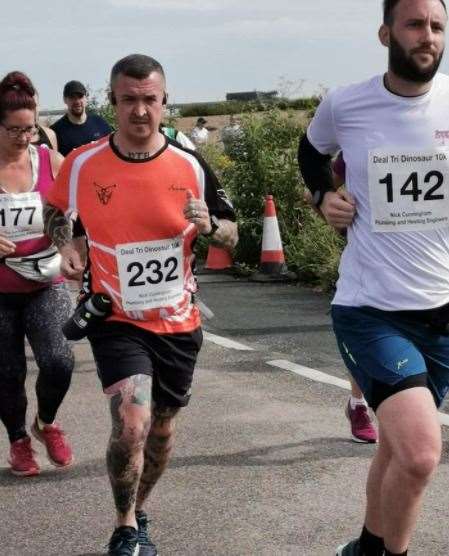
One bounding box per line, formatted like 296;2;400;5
37;416;53;430
350;395;367;410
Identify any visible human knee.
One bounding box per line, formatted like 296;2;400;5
120;409;151;447
398;442;441;481
150;406;179;436
39;352;74;379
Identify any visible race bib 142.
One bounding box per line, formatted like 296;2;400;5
368;148;449;232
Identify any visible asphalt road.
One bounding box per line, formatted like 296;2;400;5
1;275;449;555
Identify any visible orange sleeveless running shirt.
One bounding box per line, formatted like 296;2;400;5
46;134;235;334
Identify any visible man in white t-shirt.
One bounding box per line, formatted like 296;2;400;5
190;117;209;146
299;1;448;555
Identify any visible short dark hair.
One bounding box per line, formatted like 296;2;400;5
110;54;165;91
383;0;447;25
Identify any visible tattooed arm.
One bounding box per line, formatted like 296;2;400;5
43;203;85;280
209;219;238;251
183;190;238;251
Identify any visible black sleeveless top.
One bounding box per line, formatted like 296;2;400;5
32;126;53;149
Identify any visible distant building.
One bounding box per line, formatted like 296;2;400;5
225;90;278;102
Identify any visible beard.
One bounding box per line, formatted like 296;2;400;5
389;32;444;83
69;105;84;117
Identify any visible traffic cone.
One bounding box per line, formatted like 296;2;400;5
251;195;296;282
204;245;233;270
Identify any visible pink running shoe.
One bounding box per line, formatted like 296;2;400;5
9;437;40;477
345;401;378;443
31;418;73;467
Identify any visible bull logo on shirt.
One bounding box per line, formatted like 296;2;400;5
94;182;117;205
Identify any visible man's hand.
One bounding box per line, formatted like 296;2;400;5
183;189;211;235
0;234;16;257
59;240;85;281
320;189;356;230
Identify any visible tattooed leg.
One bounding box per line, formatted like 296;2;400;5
136;405;180;510
106;374;152;528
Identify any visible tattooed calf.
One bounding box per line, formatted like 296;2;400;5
136;405;180;506
107;374;152;518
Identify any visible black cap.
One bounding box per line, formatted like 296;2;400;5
197;117;207;125
63;80;87;97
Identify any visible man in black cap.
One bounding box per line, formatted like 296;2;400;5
51;80;112;156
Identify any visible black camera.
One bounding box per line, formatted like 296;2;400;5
63;293;112;341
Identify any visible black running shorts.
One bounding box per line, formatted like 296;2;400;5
88;321;203;407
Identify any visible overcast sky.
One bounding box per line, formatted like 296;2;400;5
3;1;449;110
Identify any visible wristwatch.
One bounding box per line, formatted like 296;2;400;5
203;215;219;237
313;187;333;208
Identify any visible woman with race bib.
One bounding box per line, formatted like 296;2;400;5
0;71;74;476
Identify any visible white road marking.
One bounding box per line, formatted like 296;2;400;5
203;332;449;426
204;331;254;351
267;359;449;427
267;360;351;390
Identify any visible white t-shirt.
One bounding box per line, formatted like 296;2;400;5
308;73;449;311
191;126;209;145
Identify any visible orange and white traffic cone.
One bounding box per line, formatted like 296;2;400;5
204;244;233;271
251;195;295;282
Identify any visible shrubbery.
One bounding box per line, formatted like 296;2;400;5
179;97;320;118
199;108;344;290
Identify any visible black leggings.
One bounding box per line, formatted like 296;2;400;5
0;285;74;443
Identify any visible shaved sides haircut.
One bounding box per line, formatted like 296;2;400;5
110;54;165;91
384;0;447;24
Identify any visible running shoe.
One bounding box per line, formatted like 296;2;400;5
108;526;139;556
8;436;40;477
345;401;377;443
336;539;361;555
136;510;158;555
31;417;73;467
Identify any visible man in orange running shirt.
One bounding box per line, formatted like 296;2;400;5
43;53;237;556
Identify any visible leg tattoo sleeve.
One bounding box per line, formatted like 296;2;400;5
136;405;180;508
106;375;152;519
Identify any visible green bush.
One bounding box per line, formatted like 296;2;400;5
87;89;116;129
201;107;344;290
178;97;320;118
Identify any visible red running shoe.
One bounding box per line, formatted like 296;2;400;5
9;437;40;477
345;401;378;443
31;418;73;467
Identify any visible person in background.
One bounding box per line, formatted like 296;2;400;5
51;80;112;156
32;93;58;150
303;153;377;444
161;123;195;150
221;114;243;157
190;116;209;146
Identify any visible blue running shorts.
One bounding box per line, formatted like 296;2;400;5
331;305;449;411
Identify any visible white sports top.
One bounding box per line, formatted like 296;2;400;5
308;73;449;311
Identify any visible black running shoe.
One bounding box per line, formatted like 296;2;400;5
108;526;139;556
136;510;158;556
336;539;362;555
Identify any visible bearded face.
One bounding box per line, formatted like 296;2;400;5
389;28;444;83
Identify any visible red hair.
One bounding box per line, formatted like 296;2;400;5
0;71;36;122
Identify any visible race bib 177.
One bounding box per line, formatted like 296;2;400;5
116;237;185;312
368;148;449;232
0;192;44;241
